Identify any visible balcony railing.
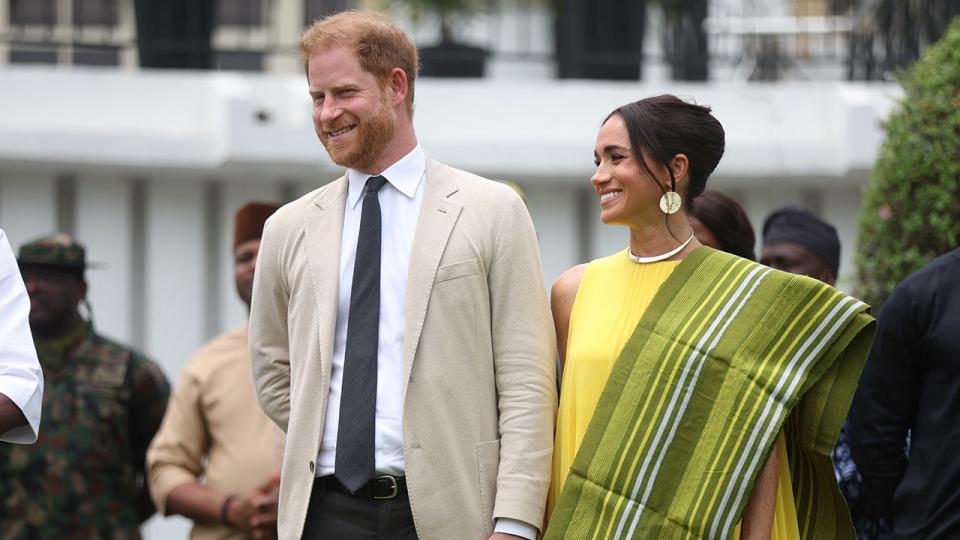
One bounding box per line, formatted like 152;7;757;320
0;0;868;82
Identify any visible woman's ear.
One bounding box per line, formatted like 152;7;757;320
670;154;690;192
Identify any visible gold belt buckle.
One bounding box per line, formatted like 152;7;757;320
374;475;399;500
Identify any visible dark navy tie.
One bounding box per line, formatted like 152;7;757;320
335;175;388;493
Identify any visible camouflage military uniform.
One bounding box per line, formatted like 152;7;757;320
0;319;170;539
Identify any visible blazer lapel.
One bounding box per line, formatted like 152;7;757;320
303;177;347;382
403;159;462;396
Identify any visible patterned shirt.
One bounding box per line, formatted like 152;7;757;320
0;320;170;540
833;422;893;540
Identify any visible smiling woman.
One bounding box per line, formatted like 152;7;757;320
544;95;874;540
590;96;723;255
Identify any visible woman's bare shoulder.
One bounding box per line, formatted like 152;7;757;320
552;263;589;307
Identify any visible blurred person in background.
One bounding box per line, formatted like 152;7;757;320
0;233;170;539
147;202;282;540
761;206;890;540
250;9;555;540
0;229;42;444
546;95;874;540
689;189;756;260
849;247;960;539
760;207;839;285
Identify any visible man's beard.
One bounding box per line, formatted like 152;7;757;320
29;303;81;338
321;98;396;173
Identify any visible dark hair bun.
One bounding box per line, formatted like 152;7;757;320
608;95;725;204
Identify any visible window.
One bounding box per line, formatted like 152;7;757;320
8;0;121;65
73;45;120;66
10;0;56;25
73;0;119;26
9;45;58;64
216;50;263;71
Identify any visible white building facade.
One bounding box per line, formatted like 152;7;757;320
0;0;903;537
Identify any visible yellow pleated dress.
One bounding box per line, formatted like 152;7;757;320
547;249;801;540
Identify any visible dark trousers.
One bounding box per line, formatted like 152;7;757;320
301;478;418;540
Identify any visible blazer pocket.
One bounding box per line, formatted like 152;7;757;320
477;438;501;528
435;258;482;283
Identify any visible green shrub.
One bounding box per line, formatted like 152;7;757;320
855;15;960;309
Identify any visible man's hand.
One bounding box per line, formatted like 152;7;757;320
489;534;527;540
227;472;281;538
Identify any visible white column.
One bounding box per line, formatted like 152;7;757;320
74;175;134;343
266;0;306;73
0;0;9;66
138;175;197;540
820;183;863;293
144;178;207;379
56;0;73;65
117;0;139;69
524;182;582;287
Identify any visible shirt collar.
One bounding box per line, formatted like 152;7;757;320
347;145;426;209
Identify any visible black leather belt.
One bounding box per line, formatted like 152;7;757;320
316;475;407;500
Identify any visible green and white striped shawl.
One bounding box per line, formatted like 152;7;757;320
546;247;875;540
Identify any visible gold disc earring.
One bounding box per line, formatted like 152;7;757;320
659;191;682;214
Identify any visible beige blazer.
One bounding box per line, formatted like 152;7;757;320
249;158;557;540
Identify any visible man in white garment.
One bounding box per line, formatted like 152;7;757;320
0;229;42;444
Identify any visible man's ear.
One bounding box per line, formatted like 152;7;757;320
388;67;408;108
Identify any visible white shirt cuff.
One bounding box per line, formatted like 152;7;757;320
0;366;43;444
494;517;538;539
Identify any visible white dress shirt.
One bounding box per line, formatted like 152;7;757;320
317;145;426;477
315;147;536;539
0;229;43;444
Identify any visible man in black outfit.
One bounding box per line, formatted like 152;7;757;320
849;247;960;539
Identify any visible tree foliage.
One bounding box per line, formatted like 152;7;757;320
848;0;960;80
855;15;960;308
